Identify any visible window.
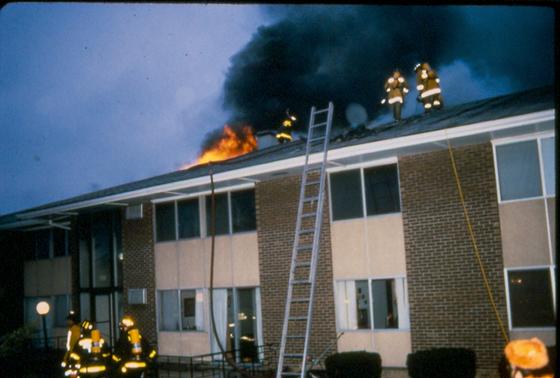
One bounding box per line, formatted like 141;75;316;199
507;268;555;328
158;289;204;332
28;229;69;260
178;199;200;239
35;230;51;259
335;278;409;331
156;203;176;242
206;192;229;236
330;164;400;221
330;169;363;221
52;229;68;257
54;295;70;327
158;290;180;331
495;136;555;201
231;190;256;232
364;165;400;215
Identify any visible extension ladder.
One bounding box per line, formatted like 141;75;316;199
276;102;334;378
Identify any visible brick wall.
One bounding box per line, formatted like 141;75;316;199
256;174;338;362
121;202;158;344
399;143;508;371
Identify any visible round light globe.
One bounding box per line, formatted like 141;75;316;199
36;301;50;315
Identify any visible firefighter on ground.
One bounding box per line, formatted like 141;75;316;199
380;69;409;121
61;310;82;376
276;109;297;143
414;62;443;112
505;338;554;378
113;315;157;376
74;319;111;377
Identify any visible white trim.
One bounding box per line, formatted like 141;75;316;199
151;183;254;204
326;157;398;174
492;130;555;146
14;109;555;220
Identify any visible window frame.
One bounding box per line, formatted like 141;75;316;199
334;275;410;332
492;132;555;204
503;265;557;331
26;228;69;261
328;158;402;223
156;288;206;333
152;184;257;244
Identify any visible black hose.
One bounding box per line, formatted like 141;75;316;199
207;163;253;378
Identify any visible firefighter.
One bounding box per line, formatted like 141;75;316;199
113;315;157;377
380;70;409;121
276;109;297;143
75;320;110;377
61;310;82;376
505;338;554;378
414;62;443;112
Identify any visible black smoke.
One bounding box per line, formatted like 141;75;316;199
220;5;554;132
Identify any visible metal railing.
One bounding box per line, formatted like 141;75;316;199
156;344;278;378
30;335;68;350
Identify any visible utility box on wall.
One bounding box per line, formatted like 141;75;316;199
128;288;147;305
125;204;143;220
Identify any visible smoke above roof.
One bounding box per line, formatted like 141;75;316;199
220;5;554;132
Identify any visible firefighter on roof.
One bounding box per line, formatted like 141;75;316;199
113;315;157;377
380;70;409;121
61;310;82;376
276;109;297;143
414;62;443;112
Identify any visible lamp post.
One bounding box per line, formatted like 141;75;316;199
36;301;50;349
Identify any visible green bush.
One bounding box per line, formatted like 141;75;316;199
325;351;382;378
407;348;476;378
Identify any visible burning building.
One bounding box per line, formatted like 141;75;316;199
0;86;555;376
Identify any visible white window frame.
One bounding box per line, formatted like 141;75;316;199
156;288;206;333
492;131;555;204
152;183;256;243
503;265;556;331
328;158;402;223
334;275;410;332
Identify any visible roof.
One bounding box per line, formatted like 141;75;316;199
0;85;555;225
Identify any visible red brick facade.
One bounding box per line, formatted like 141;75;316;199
255;174;338;361
121;203;158;344
399;143;508;371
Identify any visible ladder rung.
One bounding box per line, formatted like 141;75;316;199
305;180;320;186
301;213;315;218
291;297;310;303
311;121;328;128
297;244;313;250
287;335;305;339
291;280;310;285
299;228;314;234
309;136;325;142
281;373;301;377
314;108;329;115
295;261;311;267
288;316;307;321
284;353;304;358
303;196;319;203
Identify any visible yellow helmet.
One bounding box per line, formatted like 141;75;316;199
120;315;135;330
505;337;549;370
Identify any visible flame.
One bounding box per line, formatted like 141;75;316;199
181;125;257;169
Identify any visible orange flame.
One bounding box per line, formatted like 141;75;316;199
181;125;257;169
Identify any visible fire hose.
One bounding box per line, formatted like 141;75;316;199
208;163;254;378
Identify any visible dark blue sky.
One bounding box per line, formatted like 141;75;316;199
0;4;554;215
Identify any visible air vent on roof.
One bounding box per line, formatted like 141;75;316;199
126;204;143;220
128;288;147;305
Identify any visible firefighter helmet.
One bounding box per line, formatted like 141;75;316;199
80;319;93;332
66;310;79;323
505;337;549;370
120;315;135;331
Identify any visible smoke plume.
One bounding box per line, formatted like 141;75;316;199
220;5;553;132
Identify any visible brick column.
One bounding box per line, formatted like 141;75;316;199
399;143;508;371
256;174;337;361
122;202;157;345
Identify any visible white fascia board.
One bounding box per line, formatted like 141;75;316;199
16;109;554;220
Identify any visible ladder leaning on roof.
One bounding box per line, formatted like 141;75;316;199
276;102;334;378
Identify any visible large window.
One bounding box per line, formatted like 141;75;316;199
506;268;555;328
495;136;555;201
27;229;69;260
158;289;205;332
335;277;409;331
154;188;256;243
330;164;401;221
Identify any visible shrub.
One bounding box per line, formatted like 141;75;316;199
325;351;382;378
407;348;476;378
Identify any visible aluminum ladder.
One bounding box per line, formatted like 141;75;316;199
276;102;334;378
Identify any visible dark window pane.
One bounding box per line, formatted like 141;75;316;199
206;193;229;236
53;229;67;257
181;290;196;330
231;190;256;233
364;165;400;215
159;290;180;331
178;199;200;239
372;279;398;329
355;280;370;329
156;203;176;242
79;238;90;288
92;213;112;288
114;214;123;287
54;295;69;327
508;270;554;328
35;230;51;259
330;170;363;221
496;141;542;200
237;288;258;362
